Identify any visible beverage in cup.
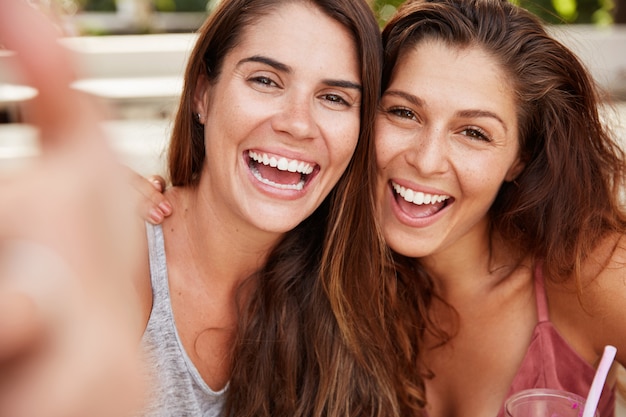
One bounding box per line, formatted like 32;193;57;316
504;388;598;417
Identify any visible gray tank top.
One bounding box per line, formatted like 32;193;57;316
140;223;226;417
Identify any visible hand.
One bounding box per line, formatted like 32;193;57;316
0;2;146;416
128;171;172;224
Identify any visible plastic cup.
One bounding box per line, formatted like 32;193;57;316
504;388;598;417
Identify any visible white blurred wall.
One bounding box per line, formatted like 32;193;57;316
0;27;625;176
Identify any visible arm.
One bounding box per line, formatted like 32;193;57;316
0;2;146;416
552;233;626;368
585;235;626;367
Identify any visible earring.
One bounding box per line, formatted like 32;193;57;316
195;113;203;123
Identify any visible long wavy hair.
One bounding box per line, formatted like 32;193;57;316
382;0;626;353
167;0;424;415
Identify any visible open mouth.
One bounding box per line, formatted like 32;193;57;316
391;181;452;218
248;150;318;191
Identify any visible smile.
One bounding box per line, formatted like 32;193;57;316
391;181;451;218
248;150;317;191
392;182;450;205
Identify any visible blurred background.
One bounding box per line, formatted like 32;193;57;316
11;0;626;35
0;0;625;178
23;0;626;34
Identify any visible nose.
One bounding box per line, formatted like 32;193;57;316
406;127;449;175
271;91;320;140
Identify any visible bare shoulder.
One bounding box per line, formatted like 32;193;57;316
578;232;626;364
585;232;626;294
546;233;626;365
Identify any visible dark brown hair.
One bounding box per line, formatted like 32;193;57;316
382;0;626;348
167;0;423;416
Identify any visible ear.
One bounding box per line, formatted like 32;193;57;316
193;73;210;122
505;156;525;182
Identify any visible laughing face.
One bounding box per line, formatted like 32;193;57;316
194;3;361;235
376;40;525;261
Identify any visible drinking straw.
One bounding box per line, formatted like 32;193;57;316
582;345;617;417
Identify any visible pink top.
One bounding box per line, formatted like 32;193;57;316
497;263;616;417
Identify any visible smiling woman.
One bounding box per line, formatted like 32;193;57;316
378;1;626;417
181;3;362;233
137;0;417;416
136;0;421;416
377;40;525;257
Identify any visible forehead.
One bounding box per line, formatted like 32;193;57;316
392;40;517;115
228;3;360;75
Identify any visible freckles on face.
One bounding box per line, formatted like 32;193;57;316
375;40;523;259
193;3;362;235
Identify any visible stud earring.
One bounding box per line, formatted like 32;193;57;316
195;113;203;123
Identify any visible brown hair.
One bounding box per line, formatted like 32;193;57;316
382;0;626;349
167;0;423;416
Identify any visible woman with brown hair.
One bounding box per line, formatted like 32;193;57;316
135;0;414;416
377;0;626;415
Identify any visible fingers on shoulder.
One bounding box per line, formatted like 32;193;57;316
130;173;172;225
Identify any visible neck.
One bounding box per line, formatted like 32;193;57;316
420;220;521;302
164;186;282;291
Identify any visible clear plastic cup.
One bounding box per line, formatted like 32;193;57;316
504;388;598;417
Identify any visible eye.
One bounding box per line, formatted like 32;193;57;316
460;126;492;142
320;93;349;107
249;75;279;89
387;107;417;121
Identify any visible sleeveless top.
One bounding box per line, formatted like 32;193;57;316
497;263;616;417
139;223;227;417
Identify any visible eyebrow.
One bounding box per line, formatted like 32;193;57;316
384;90;424;107
384;89;508;133
239;55;291;72
456;109;508;133
238;55;362;92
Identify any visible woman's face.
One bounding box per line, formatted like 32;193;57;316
376;40;525;260
195;3;361;234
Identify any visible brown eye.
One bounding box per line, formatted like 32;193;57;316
321;94;348;106
250;76;278;88
388;107;416;120
461;127;491;142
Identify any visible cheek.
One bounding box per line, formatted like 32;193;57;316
374;126;396;169
375;145;388;170
458;161;509;206
328;119;360;169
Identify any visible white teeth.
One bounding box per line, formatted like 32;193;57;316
249;151;314;174
392;182;450;205
251;169;305;191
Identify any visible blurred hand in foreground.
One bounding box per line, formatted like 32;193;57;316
0;1;146;416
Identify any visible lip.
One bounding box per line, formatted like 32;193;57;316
244;149;320;199
387;179;453;228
